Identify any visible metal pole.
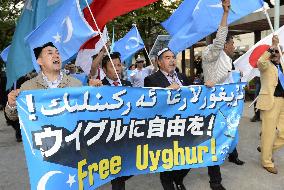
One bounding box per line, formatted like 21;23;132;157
263;8;284;65
274;0;280;30
84;0;122;85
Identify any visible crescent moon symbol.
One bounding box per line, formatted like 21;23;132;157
37;171;63;190
125;37;141;50
62;17;73;43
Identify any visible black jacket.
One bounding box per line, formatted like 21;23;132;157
102;77;132;87
144;70;191;88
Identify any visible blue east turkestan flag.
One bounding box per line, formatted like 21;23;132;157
162;0;264;54
26;0;96;72
6;0;64;89
112;26;144;61
0;45;10;62
162;0;200;36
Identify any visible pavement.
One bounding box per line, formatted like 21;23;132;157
0;102;284;190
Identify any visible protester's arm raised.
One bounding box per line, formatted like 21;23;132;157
258;35;279;72
89;49;105;77
202;0;230;64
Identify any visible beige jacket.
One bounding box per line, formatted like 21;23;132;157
256;51;284;111
5;72;82;121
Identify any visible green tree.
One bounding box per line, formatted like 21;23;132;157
108;0;181;51
0;0;181;62
0;0;23;51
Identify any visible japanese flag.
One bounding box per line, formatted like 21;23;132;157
75;27;108;75
234;25;284;82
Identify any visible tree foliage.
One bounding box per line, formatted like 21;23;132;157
108;0;182;50
0;0;23;50
0;0;181;56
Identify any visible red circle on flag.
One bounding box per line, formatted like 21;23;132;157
249;44;270;68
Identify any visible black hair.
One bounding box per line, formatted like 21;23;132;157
101;52;121;69
128;64;136;70
33;42;57;60
92;54;98;60
225;34;233;44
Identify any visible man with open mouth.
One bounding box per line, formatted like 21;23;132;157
5;41;82;122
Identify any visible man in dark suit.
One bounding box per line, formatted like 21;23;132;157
144;48;190;190
89;52;131;88
144;48;190;88
89;52;131;190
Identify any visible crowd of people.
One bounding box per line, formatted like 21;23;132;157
1;0;284;190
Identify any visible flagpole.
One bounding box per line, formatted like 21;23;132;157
144;47;153;66
262;7;284;65
84;0;122;85
251;6;284;107
133;24;153;66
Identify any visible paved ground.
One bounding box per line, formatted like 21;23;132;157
0;102;284;190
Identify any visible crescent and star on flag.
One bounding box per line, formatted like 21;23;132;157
52;16;74;44
37;171;76;190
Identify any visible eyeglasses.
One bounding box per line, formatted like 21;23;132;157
274;50;279;54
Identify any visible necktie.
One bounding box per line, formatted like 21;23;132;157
113;81;120;86
277;64;284;89
168;74;176;84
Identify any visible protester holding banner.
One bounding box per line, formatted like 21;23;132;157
5;42;82;121
144;47;190;190
256;35;284;174
89;52;132;190
202;1;245;190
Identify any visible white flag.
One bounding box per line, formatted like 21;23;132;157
75;27;108;75
234;25;284;82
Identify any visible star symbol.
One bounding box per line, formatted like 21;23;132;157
66;174;76;188
53;32;61;43
193;0;202;13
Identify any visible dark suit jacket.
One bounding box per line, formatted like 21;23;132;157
144;70;191;88
102;77;132;87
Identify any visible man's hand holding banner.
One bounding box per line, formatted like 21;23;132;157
17;84;245;189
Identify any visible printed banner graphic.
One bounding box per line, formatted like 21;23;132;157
17;84;245;189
